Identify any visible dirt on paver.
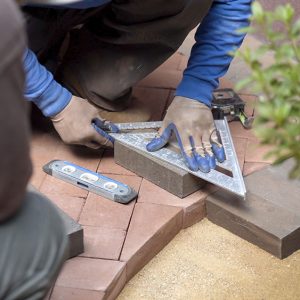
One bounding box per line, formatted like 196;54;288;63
118;219;300;300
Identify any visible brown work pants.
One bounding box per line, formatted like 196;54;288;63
0;2;68;299
24;0;213;112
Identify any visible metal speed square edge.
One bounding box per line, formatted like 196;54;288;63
110;118;247;198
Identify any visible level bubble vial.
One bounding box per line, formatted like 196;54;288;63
80;173;98;183
104;182;118;190
62;165;76;174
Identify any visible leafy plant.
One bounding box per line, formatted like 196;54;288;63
235;2;300;178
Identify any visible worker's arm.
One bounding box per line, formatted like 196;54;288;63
148;0;252;172
24;48;72;117
24;48;111;148
176;0;252;105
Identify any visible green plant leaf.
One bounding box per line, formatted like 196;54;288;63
292;19;300;36
236;1;300;179
252;2;265;23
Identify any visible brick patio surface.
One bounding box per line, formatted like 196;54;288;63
30;52;272;299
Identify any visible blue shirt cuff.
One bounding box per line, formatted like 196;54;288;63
175;75;216;107
37;81;72;117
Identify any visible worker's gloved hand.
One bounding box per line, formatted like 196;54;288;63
51;96;113;149
146;96;225;172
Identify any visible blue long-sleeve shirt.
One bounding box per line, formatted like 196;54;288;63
23;0;252;116
24;49;72;117
176;0;252;106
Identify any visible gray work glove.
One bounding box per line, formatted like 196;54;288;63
51;96;113;149
147;96;225;172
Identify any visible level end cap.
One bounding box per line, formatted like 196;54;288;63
42;159;60;175
114;188;138;204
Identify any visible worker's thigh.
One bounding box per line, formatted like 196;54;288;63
0;190;68;300
57;0;214;111
0;0;32;221
23;6;107;74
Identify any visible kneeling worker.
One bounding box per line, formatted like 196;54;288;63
22;0;252;173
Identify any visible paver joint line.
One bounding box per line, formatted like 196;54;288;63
30;49;293;299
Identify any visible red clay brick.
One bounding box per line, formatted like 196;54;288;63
53;143;102;172
98;149;136;176
30;133;60;190
30;138;102;191
46;194;85;221
232;137;248;171
79;174;142;229
40;175;88;199
51;287;105;300
132;87;171;121
55;257;125;293
229;121;258;140
80;226;126;260
105;267;127;300
79;185;135;230
79;195;135;230
30;166;47;190
243;162;270;176
138;69;182;89
30;132;60;165
138;179;207;228
157;52;183;72
120;202;183;280
53;259;127;299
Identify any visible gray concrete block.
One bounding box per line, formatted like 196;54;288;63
206;191;300;259
28;185;84;259
57;208;84;259
114;141;205;198
206;159;300;259
245;159;300;216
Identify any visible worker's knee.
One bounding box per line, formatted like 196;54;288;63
0;190;68;300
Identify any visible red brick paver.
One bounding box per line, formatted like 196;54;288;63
79;192;136;230
52;257;126;299
28;52;272;299
233;137;248;171
80;226;126;260
98;149;136;176
133;86;171;121
138;179;207;228
51;287;105;300
120;202;183;280
139;69;183;89
45;194;85;222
